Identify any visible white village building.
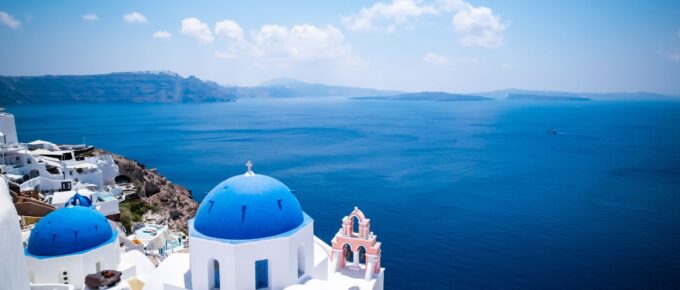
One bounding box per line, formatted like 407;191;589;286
1;178;154;290
0;112;119;195
24;204;155;289
1;140;119;195
0;112;19;145
0;111;123;222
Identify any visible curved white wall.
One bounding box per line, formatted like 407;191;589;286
0;178;31;290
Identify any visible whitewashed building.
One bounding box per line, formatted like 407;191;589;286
0;111;122;221
0;112;19;145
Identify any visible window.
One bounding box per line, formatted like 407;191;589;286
255;259;268;289
61;271;69;284
343;244;353;263
297;245;305;277
212;259;220;289
358;246;367;264
352;216;360;235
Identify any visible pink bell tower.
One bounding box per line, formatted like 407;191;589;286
330;207;382;280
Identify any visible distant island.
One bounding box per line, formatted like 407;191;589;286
475;89;675;101
235;77;402;98
352;92;492;102
507;93;591;101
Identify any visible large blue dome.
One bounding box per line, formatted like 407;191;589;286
194;173;304;240
27;206;115;257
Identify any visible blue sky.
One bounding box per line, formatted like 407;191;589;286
1;0;679;94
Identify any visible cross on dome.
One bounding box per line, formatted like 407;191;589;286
245;160;255;176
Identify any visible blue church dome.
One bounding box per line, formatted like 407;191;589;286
194;170;304;240
27;206;115;257
66;192;92;208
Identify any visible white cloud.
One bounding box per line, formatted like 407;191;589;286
214;20;246;59
343;0;507;48
423;52;449;65
452;5;506;48
251;24;351;62
180;17;214;44
123;11;147;24
82;14;98;21
0;11;21;29
215;19;244;42
153;31;172;39
499;63;512;69
342;0;438;32
178;18;355;64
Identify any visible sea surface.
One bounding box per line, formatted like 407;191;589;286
7;99;680;289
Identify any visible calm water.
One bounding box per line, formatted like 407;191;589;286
8;99;680;289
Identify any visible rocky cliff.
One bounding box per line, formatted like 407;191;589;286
0;72;403;104
98;149;198;232
0;72;237;104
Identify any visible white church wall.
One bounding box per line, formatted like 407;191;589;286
311;237;331;280
26;239;120;290
286;221;315;282
190;221;314;290
190;234;237;290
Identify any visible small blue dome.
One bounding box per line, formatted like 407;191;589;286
27;206;114;257
66;192;92;208
194;173;304;240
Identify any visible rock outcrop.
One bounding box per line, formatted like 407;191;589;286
98;149;198;232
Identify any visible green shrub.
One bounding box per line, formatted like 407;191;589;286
119;199;155;232
120;207;132;232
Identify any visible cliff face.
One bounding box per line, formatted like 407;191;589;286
100;149;198;232
0;72;404;104
0;72;237;104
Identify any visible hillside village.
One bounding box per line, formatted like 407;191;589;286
0;110;197;264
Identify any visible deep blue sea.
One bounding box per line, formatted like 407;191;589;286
7;99;680;289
